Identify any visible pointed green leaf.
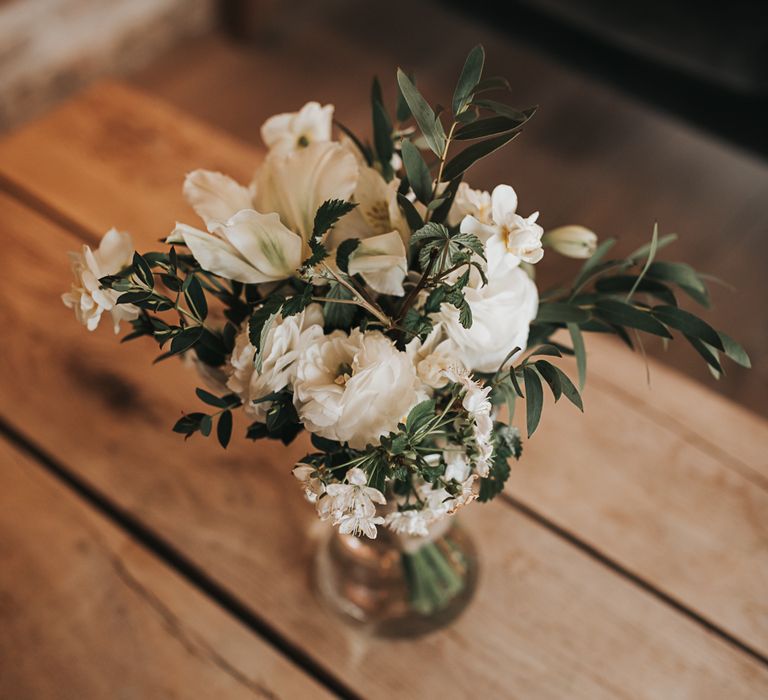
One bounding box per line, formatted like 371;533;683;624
567;322;586;390
523;366;544;437
452;44;485;115
441;131;518;182
651;305;723;350
401;138;432;204
396;69;446;156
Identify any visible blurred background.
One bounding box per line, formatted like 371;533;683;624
2;0;766;413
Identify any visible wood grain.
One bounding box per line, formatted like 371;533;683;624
1;81;767;658
2;175;768;695
0;435;333;700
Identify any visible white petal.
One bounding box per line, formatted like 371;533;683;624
347;231;407;296
221;210;303;279
491;184;518;226
174;223;274;284
260;113;294;148
254;142;358;242
97;228;133;271
183;170;253;231
460;214;497;244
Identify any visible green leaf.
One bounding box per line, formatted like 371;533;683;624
396;71;413;122
172;412;206;436
282;284;313;317
195;387;229;408
452;44;485;115
553;366;583;411
717;331;751;368
311;199;357;241
199;414;213;437
217;410;233;448
406;399;436;434
628;233;678;262
535;302;590;324
335;238;361;274
594;276;677;305
567;322;586;390
525;344;563;359
686;335;722;374
334;120;372;165
372;97;394;179
651;305;723;350
472;100;534;121
397;192;425;231
323;282;356;330
534;360;562;402
626;223;659;302
429;176;463;225
523;366;543;437
509;367;524;398
441;131;518;182
401;138;432;204
116;291;152;305
248;296;283;351
396;69;446;156
453;116;524;140
169;326;204;355
132;252;154;288
595;299;672;338
183;275;208;321
471;76;511;95
646;261;709;307
570;238;617;293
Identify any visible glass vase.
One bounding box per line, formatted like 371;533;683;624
313;518;478;637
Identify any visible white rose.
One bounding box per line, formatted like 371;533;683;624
62;228;140;333
293;329;423;449
405;326;461;389
434;265;538;373
226;304;324;420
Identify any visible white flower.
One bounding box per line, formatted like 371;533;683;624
435;265;538;373
183;170;254;231
226;304;324;420
385;509;431;537
62;228;140;333
442;368;495;477
260;102;334;156
346;231;408;296
170;210;304;284
447;183;492;226
254;141;358;244
337;508;386;539
293;329;423;449
542;225;598;259
292;464;325;504
405;327;461;389
330;163;410;244
461;185;544;278
323;467;386;538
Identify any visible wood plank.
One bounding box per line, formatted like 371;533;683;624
1;81;767;657
2;165;768;695
0;435;334;699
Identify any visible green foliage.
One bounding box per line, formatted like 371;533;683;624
323;282;357;330
401;139;432;204
396;69;446;156
335;238;361;274
452;44;485;115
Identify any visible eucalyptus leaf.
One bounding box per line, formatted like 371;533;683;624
523;366;543;437
595;299;672;338
441;131;518;182
396;69;446;156
452;44;485;115
535;302;590;324
652;305;723;350
401;138;432;204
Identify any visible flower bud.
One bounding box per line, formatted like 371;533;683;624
542;225;598;259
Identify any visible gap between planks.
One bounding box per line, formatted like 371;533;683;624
0;414;362;700
1;163;767;678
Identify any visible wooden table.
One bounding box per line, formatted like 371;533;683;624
0;82;766;699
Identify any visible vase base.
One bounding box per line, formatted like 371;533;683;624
312;522;478;638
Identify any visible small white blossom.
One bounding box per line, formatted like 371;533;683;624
323;467;386;538
292;464;325;504
385;509;431;537
461;184;544;278
448;182;492;226
62;228;139;333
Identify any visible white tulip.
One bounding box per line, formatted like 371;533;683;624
62;228;139;333
461;184;544;278
543;225;598;259
260;101;334;156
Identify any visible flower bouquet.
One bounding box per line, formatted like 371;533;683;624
63;46;750;635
